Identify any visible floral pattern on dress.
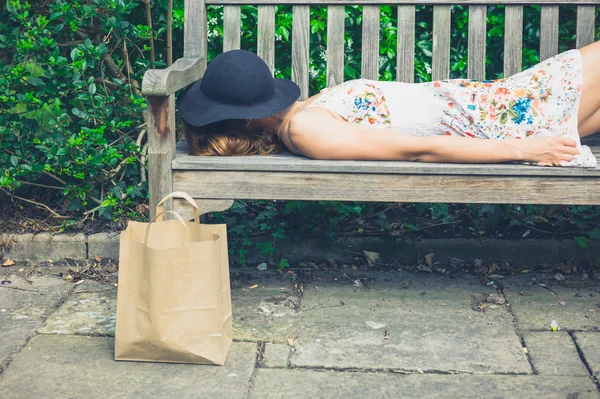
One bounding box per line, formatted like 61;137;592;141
308;80;392;127
428;49;593;167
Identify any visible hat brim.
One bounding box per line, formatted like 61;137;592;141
176;78;301;128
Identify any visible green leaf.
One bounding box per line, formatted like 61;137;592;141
88;83;96;95
574;236;588;249
587;228;600;240
100;199;111;207
10;155;18;167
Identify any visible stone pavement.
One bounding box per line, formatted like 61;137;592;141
0;268;599;398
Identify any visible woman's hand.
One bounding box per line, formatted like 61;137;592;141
513;136;580;164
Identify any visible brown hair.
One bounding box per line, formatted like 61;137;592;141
183;119;285;156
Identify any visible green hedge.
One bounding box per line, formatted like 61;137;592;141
1;1;599;263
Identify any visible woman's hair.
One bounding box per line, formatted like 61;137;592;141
183;119;285;156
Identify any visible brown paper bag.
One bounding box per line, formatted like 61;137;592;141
115;192;232;365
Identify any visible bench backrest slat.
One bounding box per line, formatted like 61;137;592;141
213;2;597;98
184;0;206;61
468;5;487;80
326;6;345;87
432;5;452;80
540;5;560;60
361;6;381;80
503;5;523;76
396;5;416;83
258;5;276;74
292;5;311;100
577;5;596;47
223;5;242;52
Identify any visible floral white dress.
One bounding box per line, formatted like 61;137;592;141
307;49;596;167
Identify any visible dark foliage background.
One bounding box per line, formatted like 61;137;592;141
1;1;599;265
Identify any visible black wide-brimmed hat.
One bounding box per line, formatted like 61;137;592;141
176;50;301;127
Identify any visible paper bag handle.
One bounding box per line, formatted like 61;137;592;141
155;191;199;223
143;210;190;246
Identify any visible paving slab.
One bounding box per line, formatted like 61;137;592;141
262;343;291;368
248;369;600;399
0;273;72;368
39;280;117;336
574;332;600;377
0;335;257;399
504;276;600;331
290;274;530;373
232;280;300;344
522;332;588;376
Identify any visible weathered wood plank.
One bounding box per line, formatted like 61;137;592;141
223;5;241;52
396;5;415;83
468;5;487;80
432;5;451;81
174;170;600;205
184;0;207;67
173;141;600;177
361;5;380;80
148;96;176;219
258;5;276;74
503;5;523;76
326;6;345;88
142;57;204;96
540;5;559;61
292;5;310;100
576;5;596;48
206;0;600;5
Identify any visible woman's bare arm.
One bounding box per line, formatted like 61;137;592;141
287;110;579;164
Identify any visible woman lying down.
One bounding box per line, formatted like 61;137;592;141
177;42;600;167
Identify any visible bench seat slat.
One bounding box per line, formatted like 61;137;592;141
173;170;600;205
173;141;600;176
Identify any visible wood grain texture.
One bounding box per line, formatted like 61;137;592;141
184;0;206;63
326;6;345;88
503;5;523;76
292;6;310;100
142;57;204;96
206;0;600;5
432;5;451;81
576;5;596;48
147;96;176;218
258;5;276;74
468;5;487;80
540;5;559;61
396;5;416;83
361;5;380;80
223;5;241;52
173;141;600;177
174;170;600;205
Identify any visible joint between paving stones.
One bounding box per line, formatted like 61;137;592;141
499;287;538;375
0;281;78;376
246;342;266;399
569;331;600;392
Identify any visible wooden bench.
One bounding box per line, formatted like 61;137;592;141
142;0;600;219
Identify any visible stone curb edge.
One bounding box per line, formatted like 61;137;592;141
1;232;598;265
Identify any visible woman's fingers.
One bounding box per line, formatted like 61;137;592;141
561;138;577;147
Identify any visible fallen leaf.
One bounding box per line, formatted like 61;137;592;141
519;291;533;296
256;263;268;271
522;347;529;354
65;275;73;281
363;250;380;265
74;280;85;286
287;338;294;346
557;298;566;306
554;273;565;281
95;256;102;263
2;259;15;267
384;329;390;340
424;253;435;267
249;284;258;289
416;264;432;273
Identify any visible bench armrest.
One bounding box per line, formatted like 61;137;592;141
142;57;205;96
